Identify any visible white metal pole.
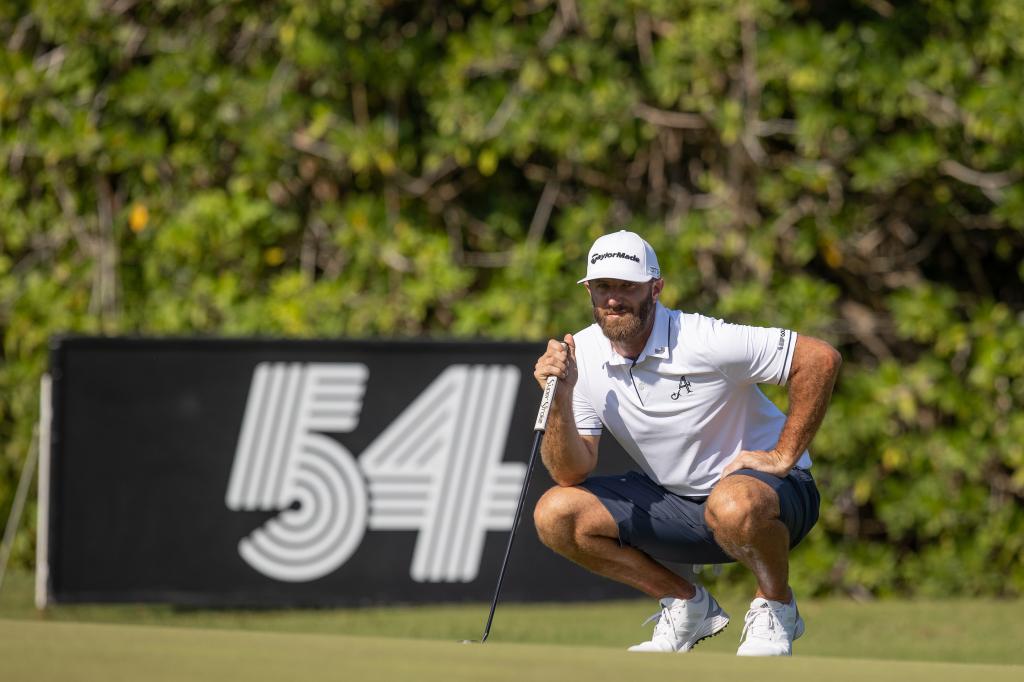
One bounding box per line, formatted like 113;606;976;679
35;373;52;609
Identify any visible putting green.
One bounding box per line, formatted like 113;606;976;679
2;618;1021;682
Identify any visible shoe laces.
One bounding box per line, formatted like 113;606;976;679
740;602;786;643
641;600;687;642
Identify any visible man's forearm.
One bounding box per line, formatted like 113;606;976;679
775;342;842;465
540;395;595;486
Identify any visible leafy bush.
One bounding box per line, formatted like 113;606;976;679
2;0;1022;596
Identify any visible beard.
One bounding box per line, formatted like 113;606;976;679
592;290;656;344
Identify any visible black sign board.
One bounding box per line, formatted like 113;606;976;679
41;336;642;607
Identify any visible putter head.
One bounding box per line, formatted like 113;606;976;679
458;639;480;644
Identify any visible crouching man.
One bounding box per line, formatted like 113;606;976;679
533;231;840;656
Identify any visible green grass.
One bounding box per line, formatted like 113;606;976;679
2;619;1022;682
3;569;1023;671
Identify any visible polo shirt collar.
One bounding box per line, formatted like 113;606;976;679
604;302;671;366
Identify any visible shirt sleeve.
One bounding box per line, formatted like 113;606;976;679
572;383;603;435
705;318;798;386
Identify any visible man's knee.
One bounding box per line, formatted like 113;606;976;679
704;476;779;535
533;486;614;551
533;486;580;549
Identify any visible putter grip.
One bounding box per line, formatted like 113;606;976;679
533;374;558;431
533;341;566;432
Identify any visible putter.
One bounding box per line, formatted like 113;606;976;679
460;355;562;644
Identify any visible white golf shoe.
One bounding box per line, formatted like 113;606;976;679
735;595;805;656
628;585;730;653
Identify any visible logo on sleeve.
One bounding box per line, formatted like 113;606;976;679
777;329;788;351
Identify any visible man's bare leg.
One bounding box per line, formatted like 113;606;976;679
704;475;791;602
533;485;696;599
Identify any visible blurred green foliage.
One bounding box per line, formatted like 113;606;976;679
2;0;1023;597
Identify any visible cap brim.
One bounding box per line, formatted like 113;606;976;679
577;274;655;284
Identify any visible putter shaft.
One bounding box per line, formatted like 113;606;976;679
480;428;544;642
479;368;560;642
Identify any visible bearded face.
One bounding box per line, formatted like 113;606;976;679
591;282;656;344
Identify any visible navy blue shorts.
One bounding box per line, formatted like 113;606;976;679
579;468;820;565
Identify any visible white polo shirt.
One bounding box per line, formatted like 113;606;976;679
572;302;811;497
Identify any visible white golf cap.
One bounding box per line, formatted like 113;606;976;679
577;230;661;284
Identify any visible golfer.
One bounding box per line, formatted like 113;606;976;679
533;230;841;656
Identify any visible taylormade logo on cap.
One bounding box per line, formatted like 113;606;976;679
590;251;641;265
578;230;660;284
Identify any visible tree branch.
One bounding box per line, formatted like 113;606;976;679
754;119;798;136
527;178;560;246
938;159;1020;191
632;103;706;130
634;11;654;67
860;0;894;18
907;81;964;128
739;4;766;165
482;4;570;140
